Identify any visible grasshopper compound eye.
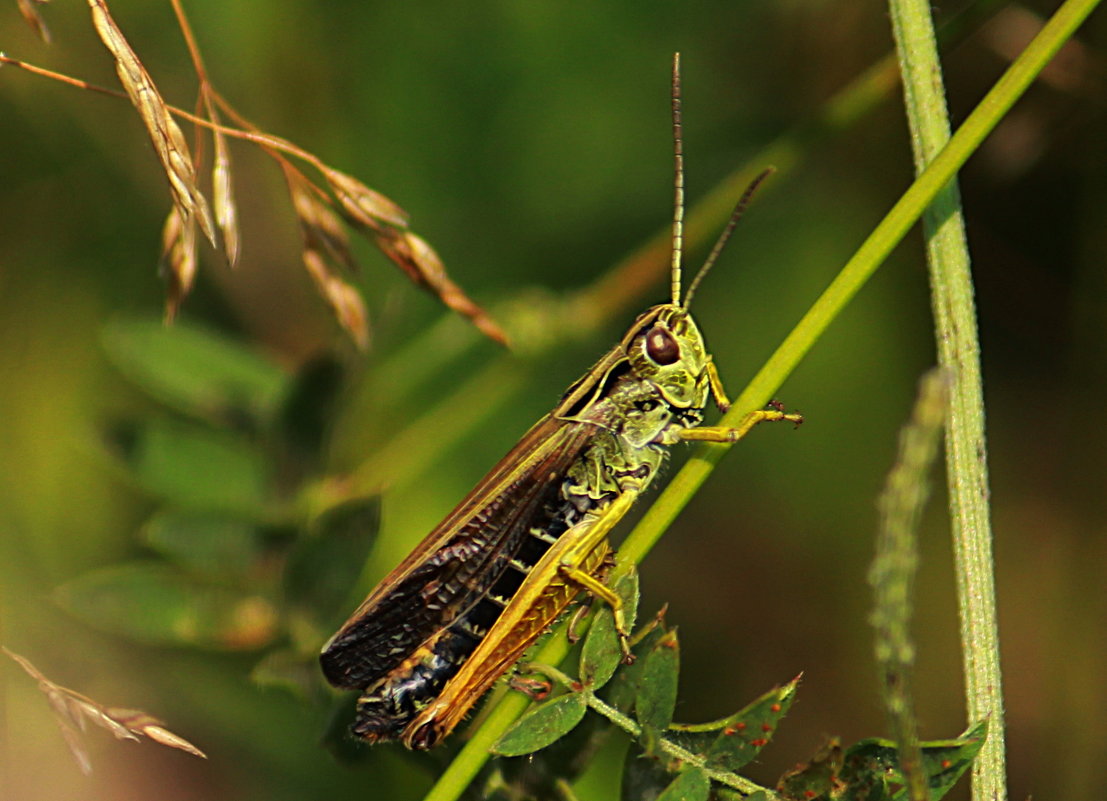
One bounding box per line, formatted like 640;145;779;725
646;325;681;365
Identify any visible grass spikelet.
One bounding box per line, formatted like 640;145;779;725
87;0;215;247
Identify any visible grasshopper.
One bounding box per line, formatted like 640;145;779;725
320;54;802;750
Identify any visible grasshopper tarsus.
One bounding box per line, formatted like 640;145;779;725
767;399;804;428
566;601;593;644
509;674;553;700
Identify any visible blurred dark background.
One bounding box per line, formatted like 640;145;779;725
1;1;1105;799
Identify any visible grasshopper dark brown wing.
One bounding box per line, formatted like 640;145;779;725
319;411;599;690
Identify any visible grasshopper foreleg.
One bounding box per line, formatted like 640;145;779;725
679;405;803;443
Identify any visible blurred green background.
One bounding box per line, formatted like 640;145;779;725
2;0;1105;799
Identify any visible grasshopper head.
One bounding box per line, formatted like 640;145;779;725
625;303;711;409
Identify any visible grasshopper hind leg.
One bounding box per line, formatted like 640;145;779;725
559;563;634;663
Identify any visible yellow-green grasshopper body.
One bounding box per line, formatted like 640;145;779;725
319;55;801;750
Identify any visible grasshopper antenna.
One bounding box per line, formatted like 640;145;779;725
682;166;775;310
670;52;685;307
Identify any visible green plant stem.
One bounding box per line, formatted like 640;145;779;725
419;4;1099;798
884;0;1044;795
870;369;950;801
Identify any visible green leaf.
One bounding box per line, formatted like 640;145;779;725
635;629;680;755
615;569;640;636
700;676;800;771
102;318;286;425
580;609;620;688
283;495;381;637
55;563;279;650
837;720;987;801
277;354;346;464
141;510;267;580
121;418;269;513
492;692;588;756
776;738;843;801
580;570;639;691
656;767;710;801
494;713;608;799
603;617;666;713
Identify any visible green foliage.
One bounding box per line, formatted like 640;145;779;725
775;722;987;801
57;318;378;691
119;417;271;512
487;588;982;801
635;629;680;756
283;495;382;638
836;721;988;801
674;678;800;773
141;511;267;580
101;318;286;425
580;571;639;691
604;619;667;714
656;766;710;801
492;693;590;758
54;562;279;650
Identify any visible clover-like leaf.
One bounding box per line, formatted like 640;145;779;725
102;318;285;425
116;418;269;513
656;767;710;801
776;738;843;801
604;616;667;713
141;511;266;581
635;629;680;755
700;676;800;771
837;720;987;801
580;570;639;691
55;563;278;650
492;693;588;757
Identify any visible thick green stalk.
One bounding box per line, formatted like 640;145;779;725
885;0;1008;797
